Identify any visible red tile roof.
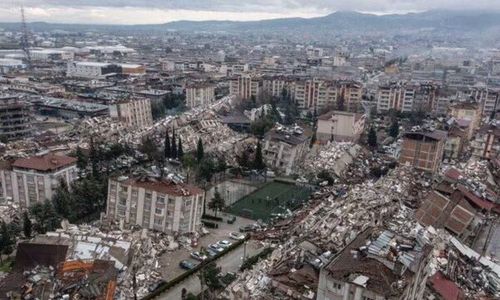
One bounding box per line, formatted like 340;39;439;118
429;271;465;300
457;185;495;211
12;154;77;172
444;168;463;181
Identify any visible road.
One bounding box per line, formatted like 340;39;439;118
157;240;262;300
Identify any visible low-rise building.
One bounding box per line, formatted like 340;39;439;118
263;127;309;175
35;97;109;119
317;111;366;143
106;175;204;234
0;153;77;207
317;228;432;300
399;130;447;174
470;122;500;160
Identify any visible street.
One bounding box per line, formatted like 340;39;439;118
157;239;263;300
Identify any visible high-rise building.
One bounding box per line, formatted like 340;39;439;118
109;98;153;128
0;94;32;142
185;83;216;108
399;130;447;174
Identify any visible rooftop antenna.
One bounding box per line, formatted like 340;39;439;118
20;4;32;69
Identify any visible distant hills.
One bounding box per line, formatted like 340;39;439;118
1;10;500;38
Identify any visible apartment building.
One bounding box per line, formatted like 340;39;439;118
67;62;144;78
109;98;153;128
0;153;77;207
317;228;432;300
229;75;261;100
399;130;447;174
449;102;482;137
185;83;216;108
316;110;366;143
376;82;415;113
470;122;500;160
0;94;32;141
106;176;204;234
466;88;499;117
262;127;309;175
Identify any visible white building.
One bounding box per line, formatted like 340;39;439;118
317;111;366;143
263;127;309;175
185;83;216;108
31;49;74;61
109;98;153;128
0;59;24;74
67;62;118;78
106;176;204;234
0;153;77;207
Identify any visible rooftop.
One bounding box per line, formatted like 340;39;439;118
119;176;203;197
12;153;77;172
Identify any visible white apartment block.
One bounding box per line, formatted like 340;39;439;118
67;62;118;78
109;98;153;128
229;75;261;100
106;176;204;234
0;153;77;207
186;84;216;108
377;83;416;113
263;128;309;175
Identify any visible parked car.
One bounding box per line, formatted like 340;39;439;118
208;243;224;253
227;216;236;224
217;240;232;248
148;280;166;292
179;260;197;270
229;232;246;240
206;248;218;258
190;251;208;261
239;224;260;232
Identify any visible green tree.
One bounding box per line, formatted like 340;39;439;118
171;128;177;159
208;188;225;217
177;137;184;159
199;262;223;293
389;118;400;139
182;154;196;183
164;130;171;159
29;202;61;234
253;141;265;170
140;137;160;162
368;126;378;149
88;137;100;178
75;146;87;175
0;221;14;262
197;158;216;183
238;151;251;169
196;138;204;163
23;211;32;239
52;178;73;219
216;157;227;173
337;91;345;111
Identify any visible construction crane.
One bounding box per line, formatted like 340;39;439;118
20;5;32;68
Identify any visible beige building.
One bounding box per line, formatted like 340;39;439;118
186;83;216;108
0;153;77;207
449;102;482;135
317;111;366;143
399;130;447;174
470;122;500;160
109;98;153;128
229;75;261;100
263;128;309;175
317;228;432;300
106;176;204;234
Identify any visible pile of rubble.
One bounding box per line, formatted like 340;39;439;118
300;142;360;178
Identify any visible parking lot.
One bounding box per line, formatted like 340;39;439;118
158;213;255;281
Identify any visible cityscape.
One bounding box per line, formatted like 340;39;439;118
0;1;499;300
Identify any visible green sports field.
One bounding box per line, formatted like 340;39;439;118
227;181;312;222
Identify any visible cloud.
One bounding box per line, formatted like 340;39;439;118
0;1;500;24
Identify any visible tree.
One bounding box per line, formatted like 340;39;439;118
30;202;61;234
75;146;87;175
253;141;265;170
208;188;225;217
52;178;73;220
182;154;196;183
337;90;345;111
177;137;184;159
216;157;227;173
196;138;204;163
0;221;14;262
368;126;378;149
88;137;100;178
171;128;177;159
310;131;317;148
164;130;171;159
238;151;251;169
198;262;223;293
23;211;32;239
197;158;216;183
389;118;400;139
140;137;160;162
317;170;334;185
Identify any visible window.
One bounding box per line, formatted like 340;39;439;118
168;198;175;205
155;207;163;215
157;196;165;205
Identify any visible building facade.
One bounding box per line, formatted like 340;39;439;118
0;94;32;141
317;111;366;143
470;122;500;160
0;153;77;207
186;83;216;108
106;176;204;234
109;98;153;128
399;131;447;174
263;128;309;175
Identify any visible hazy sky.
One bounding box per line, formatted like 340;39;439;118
1;1;499;24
